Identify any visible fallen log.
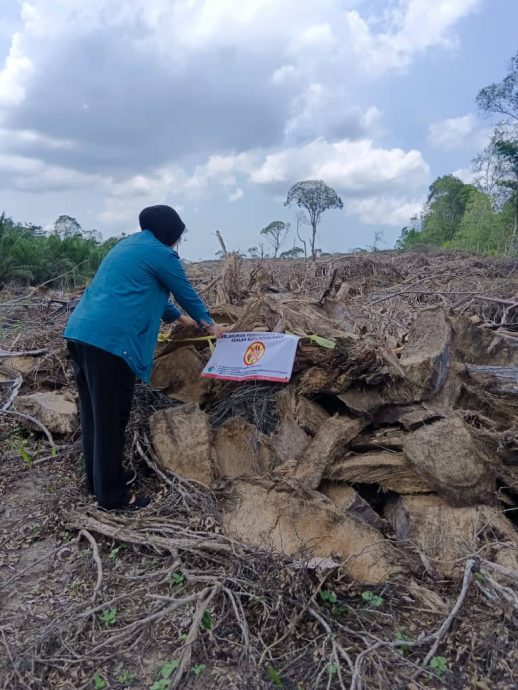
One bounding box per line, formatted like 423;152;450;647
402;416;495;506
325;452;431;494
385;494;518;578
291;415;364;489
222;478;406;584
465;364;518;395
149;403;216;486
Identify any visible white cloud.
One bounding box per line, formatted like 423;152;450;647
0;0;481;248
451;166;478;184
284;84;382;143
0;130;429;229
228;188;244;202
344;0;481;74
0;126;74;151
250;138;429;193
0;32;32;108
428;113;492;151
428;114;476;149
345;196;424;226
97;135;429;229
0;152;104;193
0;0;482;160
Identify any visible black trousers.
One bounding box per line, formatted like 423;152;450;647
67;341;136;509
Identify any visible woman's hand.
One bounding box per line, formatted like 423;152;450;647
205;322;226;338
177;314;197;328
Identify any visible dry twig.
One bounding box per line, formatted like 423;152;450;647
78;529;103;602
421;558;476;668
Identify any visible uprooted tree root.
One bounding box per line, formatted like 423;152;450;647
1;437;517;690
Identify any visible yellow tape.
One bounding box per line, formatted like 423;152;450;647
158;331;335;353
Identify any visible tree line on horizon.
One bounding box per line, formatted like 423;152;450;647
1;178;349;288
0;214;120;288
397;51;518;256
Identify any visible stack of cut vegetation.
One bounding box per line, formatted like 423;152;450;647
2;251;517;588
150;283;518;584
1;250;517;690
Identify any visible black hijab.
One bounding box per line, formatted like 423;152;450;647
139;205;185;246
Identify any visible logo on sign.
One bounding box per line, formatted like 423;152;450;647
243;341;265;366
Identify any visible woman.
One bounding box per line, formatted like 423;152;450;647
64;204;222;511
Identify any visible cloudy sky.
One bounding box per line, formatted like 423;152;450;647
0;1;516;259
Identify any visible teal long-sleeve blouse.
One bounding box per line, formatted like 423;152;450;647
64;229;212;382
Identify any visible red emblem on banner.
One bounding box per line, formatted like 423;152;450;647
243;341;266;366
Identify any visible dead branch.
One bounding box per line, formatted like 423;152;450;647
215;230;228;256
318;267;338;306
78;529;103;602
0;408;58;448
479;558;518;583
475;560;518;612
309;606;354;674
87;593;203;655
1;250;518;690
421;558;475;667
369;276;430;304
348;559;478;688
171;585;220;688
373;290;518;307
68;511;233;558
222;586;251;654
0;628;32;690
0;348;49;357
0;366;22;411
0;264;87;308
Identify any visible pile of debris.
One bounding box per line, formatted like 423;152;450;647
1;250;518;689
2;251;517;589
149;284;518;584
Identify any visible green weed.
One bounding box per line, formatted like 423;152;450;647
201;610;212;630
191;663;206;676
429;656;448;675
116;669;137;684
266;665;282;686
169;572;185;586
361;591;384;608
92;672;107;689
149;660;179;690
99;607;117;626
395;631;412;655
109;544;127;560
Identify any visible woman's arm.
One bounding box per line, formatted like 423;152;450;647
162;303;182;323
157;252;213;325
162;305;197;329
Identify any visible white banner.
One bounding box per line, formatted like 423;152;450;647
201;332;300;383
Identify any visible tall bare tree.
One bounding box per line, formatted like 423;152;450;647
260;221;290;258
476;51;518;123
473;126;514;200
295;210;308;259
285;180;343;260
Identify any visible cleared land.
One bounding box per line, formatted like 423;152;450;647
1;249;517;690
